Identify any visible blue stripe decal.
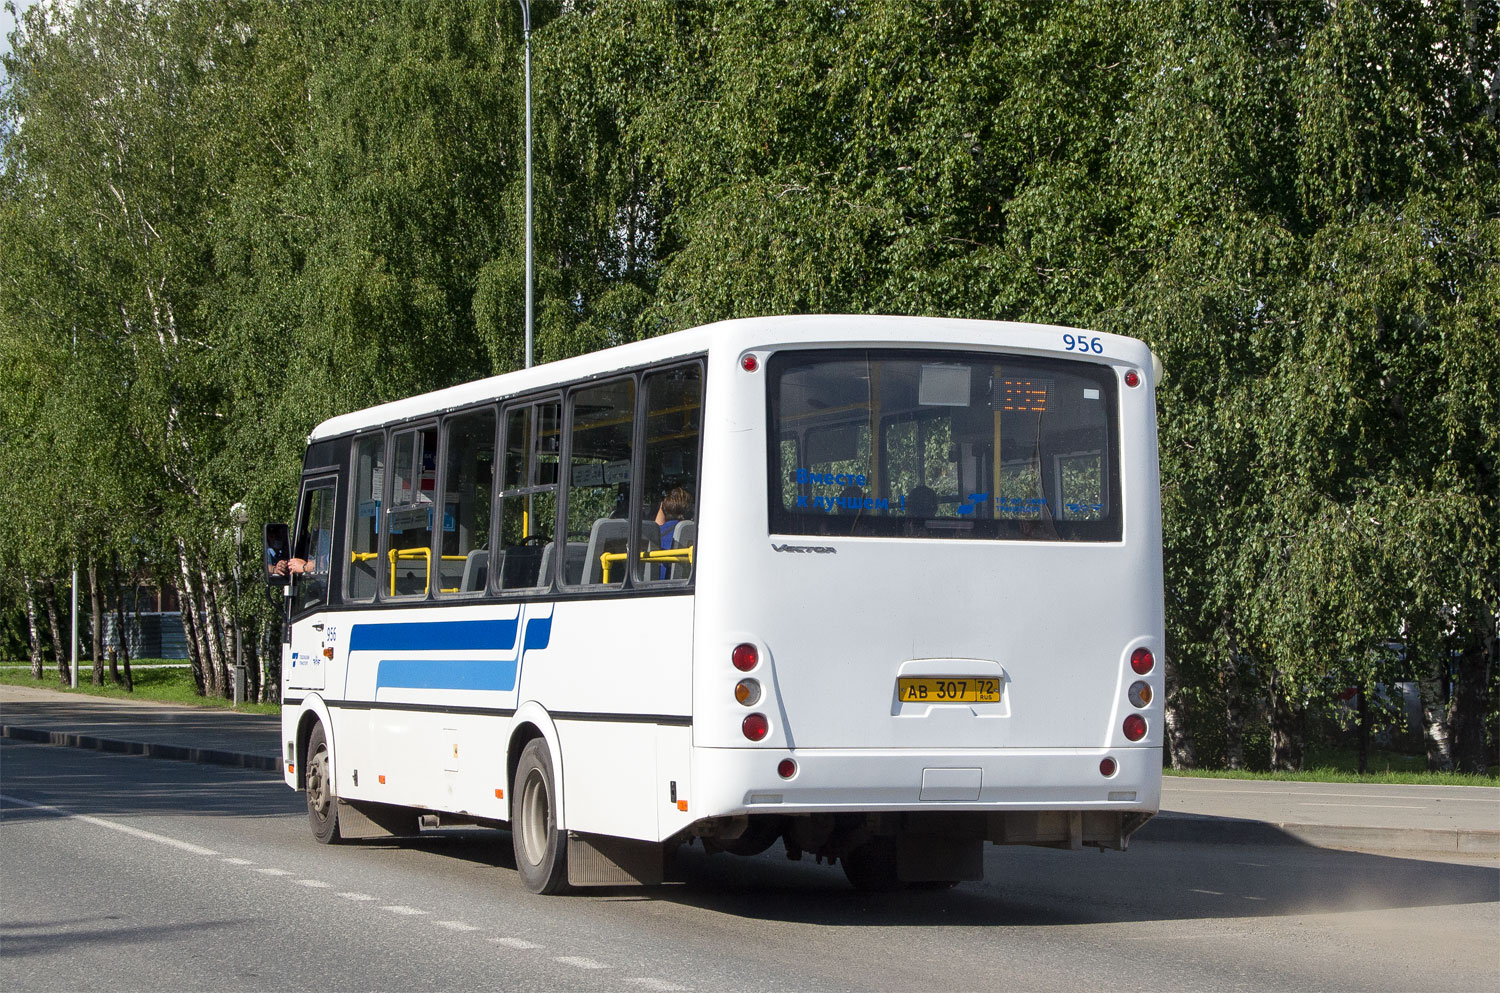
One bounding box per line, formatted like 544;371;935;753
522;614;553;654
350;618;519;653
376;657;520;692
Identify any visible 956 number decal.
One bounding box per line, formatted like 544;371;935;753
1062;333;1104;354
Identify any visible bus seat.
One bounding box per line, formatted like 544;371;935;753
563;541;588;586
536;541;557;588
669;520;696;580
460;549;488;592
581;518;658;585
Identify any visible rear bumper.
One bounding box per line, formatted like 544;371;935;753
692;745;1161;817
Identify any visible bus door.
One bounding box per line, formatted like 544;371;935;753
287;475;338;693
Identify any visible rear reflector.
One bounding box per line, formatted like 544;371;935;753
777;759;797;779
1099;757;1118;777
732;643;759;672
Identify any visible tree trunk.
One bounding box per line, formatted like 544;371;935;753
1355;683;1371;775
43;579;68;684
109;556;129;688
1268;667;1304;771
89;556;105;685
1448;614;1494;775
199;567;230;699
1162;656;1197;770
1220;629;1246;770
23;576;44;680
1418;667;1455;771
177;545;209;695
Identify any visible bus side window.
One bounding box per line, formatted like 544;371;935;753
562;378;636;589
385;425;437;598
497;401;559;591
293;478;337;616
640;363;703;586
345;433;384;602
437;408;496;596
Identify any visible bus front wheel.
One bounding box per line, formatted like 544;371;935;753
306;722;342;845
512;737;569;894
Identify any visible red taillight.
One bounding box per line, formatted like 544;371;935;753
1124;369;1141;388
732;643;759;672
777;759;797;779
1099;757;1118;777
742;713;769;741
741;354;759;373
1123;714;1147;741
1130;647;1155;675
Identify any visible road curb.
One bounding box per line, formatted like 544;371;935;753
1139;811;1500;857
2;723;280;773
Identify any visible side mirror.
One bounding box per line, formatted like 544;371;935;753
264;522;291;587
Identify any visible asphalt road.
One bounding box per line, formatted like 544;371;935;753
2;739;1497;993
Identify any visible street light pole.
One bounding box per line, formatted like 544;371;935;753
520;0;534;369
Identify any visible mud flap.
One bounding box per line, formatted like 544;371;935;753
566;831;665;887
336;799;421;839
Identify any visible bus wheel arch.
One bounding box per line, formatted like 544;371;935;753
295;701;333;793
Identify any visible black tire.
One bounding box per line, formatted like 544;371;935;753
841;836;899;892
306;722;342;845
512;737;569;894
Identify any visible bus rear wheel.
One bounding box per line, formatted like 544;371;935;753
512;737;569;894
841;836;898;892
306;722;342;845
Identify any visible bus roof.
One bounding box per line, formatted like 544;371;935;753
306;315;1154;442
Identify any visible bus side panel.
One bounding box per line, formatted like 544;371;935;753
556;720;660;840
525;596;693;842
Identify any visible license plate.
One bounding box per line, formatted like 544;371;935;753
897;677;1002;703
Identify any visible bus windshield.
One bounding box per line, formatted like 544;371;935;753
768;349;1121;541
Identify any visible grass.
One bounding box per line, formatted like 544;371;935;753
0;661;280;715
1165;742;1497;787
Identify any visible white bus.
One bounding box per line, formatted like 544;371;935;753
266;315;1165;893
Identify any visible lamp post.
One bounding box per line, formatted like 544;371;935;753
519;0;534;369
230;501;248;706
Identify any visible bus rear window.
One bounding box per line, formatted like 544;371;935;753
768;349;1122;541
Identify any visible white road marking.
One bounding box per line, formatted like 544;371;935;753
555;956;609;970
382;905;428;916
295;879;332;888
222;857;255;865
1190;889;1224;896
1;793;219;856
491;937;543;950
1297;802;1428;809
254;868;292;876
626;979;691;991
338;892;377;902
435;920;479;932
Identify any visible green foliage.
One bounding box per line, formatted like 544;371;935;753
1;0;1494;763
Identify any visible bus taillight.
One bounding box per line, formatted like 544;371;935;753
735;679;761;706
1123;714;1147;741
732;643;759;672
742;713;769;741
1130;647;1154;675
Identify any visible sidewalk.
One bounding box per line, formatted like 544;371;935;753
3;682;1496;857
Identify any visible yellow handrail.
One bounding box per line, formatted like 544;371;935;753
600;546;694;585
353;549;469;596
